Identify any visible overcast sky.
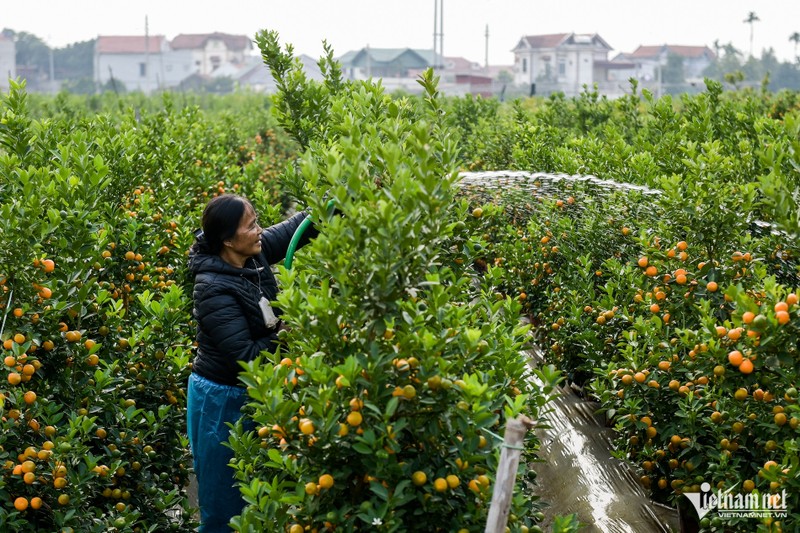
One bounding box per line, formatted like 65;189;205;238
4;1;800;64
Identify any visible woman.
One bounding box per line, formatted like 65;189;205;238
187;193;316;531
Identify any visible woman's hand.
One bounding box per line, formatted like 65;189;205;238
278;321;291;335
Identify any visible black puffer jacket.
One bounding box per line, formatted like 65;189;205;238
188;212;316;386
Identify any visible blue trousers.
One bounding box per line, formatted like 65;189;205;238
187;373;249;532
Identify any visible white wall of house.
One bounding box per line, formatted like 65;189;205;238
515;50;563;85
606;57;655;82
0;38;16;92
154;50;196;87
516;49;593;90
96;53;159;93
514;50;534;85
95;49;196;93
192;38;248;75
575;48;594;88
619;57;711;82
640;59;660;80
513;37;611;95
684;57;712;79
610;49;713;83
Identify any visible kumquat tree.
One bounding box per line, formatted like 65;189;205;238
0;85;293;531
448;82;800;532
226;31;560;533
2;22;799;533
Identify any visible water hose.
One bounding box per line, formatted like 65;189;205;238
284;199;335;270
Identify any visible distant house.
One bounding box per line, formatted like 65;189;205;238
511;33;628;96
239;54;324;93
0;34;16;92
453;73;495;97
406;55;478;80
170;32;252;75
94;32;254;93
210;54;324;93
94;35;194;93
339;48;511;95
611;45;716;82
338;48;439;80
443;56;483;74
408;56;513;96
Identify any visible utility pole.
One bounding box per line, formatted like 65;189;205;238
432;0;437;68
484;24;489;69
439;0;444;66
432;0;444;69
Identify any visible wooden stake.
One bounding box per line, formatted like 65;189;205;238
485;415;535;533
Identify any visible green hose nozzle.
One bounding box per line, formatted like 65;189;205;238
284;199;335;270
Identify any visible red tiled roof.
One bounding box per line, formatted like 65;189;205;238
668;45;715;58
96;35;166;54
446;56;475;70
171;32;252;51
630;45;715;59
445;56;485;72
522;33;571;48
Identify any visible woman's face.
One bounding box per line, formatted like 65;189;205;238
226;202;262;259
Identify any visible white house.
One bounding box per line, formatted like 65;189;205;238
94;35;194;93
94;32;253;94
170;33;252;76
0;34;16;92
511;33;626;96
213;54;324;93
611;45;716;82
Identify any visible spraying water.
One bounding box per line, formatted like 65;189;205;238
456;171;797;532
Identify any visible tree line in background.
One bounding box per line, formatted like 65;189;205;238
3;27;800;94
1;30;94;93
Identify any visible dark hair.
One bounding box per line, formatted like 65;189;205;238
195;194;250;255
